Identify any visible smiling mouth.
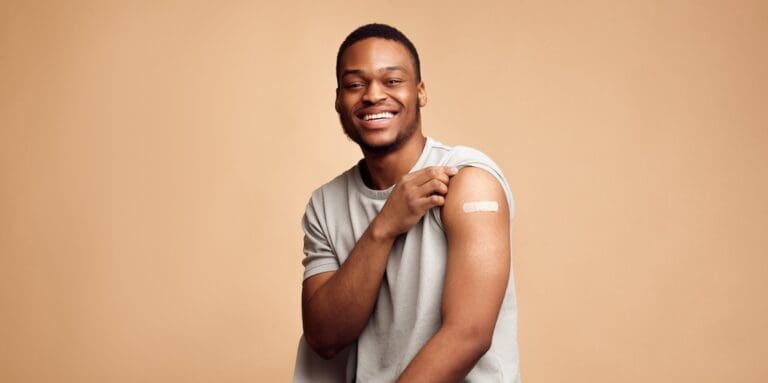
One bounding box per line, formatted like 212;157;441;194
361;112;396;121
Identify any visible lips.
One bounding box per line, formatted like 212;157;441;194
354;108;398;130
356;107;398;116
362;111;395;121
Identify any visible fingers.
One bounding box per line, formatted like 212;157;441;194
416;177;449;197
414;168;456;211
418;194;446;210
395;166;458;217
406;166;458;186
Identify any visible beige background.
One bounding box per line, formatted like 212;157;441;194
1;1;767;382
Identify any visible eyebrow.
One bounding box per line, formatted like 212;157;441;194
341;66;408;78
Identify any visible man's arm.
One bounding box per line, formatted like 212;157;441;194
302;166;458;359
397;167;511;382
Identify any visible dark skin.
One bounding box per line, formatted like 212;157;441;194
302;37;510;382
336;37;430;189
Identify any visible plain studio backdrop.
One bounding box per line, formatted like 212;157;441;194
1;1;766;382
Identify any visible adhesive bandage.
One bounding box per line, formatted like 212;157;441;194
462;201;499;213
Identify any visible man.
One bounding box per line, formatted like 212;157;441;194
294;23;520;382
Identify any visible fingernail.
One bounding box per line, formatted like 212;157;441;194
449;166;459;173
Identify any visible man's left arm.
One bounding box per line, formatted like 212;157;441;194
397;167;511;382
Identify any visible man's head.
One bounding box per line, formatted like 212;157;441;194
336;23;421;86
335;23;427;155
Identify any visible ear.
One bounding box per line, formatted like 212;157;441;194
417;81;427;107
335;88;341;113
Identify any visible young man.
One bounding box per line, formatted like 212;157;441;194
294;23;520;382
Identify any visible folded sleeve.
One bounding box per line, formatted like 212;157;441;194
428;146;516;230
301;193;340;281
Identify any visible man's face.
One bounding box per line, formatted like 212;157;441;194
336;38;427;155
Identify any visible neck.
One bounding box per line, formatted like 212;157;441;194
360;133;427;190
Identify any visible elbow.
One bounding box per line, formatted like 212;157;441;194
302;300;356;360
313;345;341;361
477;336;493;356
469;331;493;357
304;332;342;360
302;306;343;360
444;322;494;358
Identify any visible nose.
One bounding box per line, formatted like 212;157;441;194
362;80;386;104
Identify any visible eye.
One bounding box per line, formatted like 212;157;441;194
386;79;403;86
344;82;365;90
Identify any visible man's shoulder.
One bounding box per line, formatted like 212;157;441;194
427;138;501;170
430;138;515;219
305;164;357;206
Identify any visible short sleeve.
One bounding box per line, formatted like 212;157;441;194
301;194;340;281
428;146;516;230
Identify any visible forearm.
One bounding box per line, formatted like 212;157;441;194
302;217;395;357
397;324;491;382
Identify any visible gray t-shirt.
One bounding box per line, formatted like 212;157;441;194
294;136;520;382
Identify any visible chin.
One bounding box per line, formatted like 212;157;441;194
361;130;397;145
359;129;416;155
340;113;419;155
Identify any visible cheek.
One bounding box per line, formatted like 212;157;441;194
340;98;358;114
396;89;418;105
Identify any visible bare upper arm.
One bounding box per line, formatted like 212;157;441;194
439;166;510;334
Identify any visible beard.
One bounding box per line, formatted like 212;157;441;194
340;107;421;155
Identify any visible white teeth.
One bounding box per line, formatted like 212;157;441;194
363;112;394;121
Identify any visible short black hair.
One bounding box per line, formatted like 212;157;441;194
335;23;422;86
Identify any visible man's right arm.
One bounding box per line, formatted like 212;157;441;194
301;166;458;359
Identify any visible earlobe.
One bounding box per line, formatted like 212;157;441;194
418;82;427;107
335;89;341;113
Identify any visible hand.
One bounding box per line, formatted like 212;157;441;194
373;166;458;240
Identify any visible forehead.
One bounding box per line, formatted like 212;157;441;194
339;38;416;75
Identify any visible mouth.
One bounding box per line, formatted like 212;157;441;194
361;111;396;121
355;110;398;129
